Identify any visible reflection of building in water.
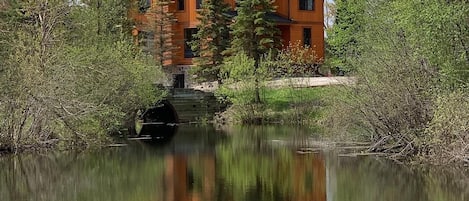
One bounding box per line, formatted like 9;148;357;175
164;154;215;201
162;152;326;201
291;153;327;201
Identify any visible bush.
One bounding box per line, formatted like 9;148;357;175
324;0;468;164
424;90;469;164
0;1;165;152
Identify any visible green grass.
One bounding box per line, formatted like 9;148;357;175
220;85;337;125
261;87;330;111
252;87;334;125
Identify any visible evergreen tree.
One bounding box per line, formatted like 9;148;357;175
190;0;232;83
152;0;177;67
138;0;177;67
227;0;280;103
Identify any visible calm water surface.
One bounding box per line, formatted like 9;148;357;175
1;125;468;201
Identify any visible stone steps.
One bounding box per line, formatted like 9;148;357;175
166;89;225;123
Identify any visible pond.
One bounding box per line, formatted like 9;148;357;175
1;125;468;201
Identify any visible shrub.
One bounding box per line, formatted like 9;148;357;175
424;90;469;164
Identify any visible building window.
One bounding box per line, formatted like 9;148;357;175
303;28;311;46
138;0;151;13
299;0;314;11
196;0;202;9
184;28;198;58
178;0;184;10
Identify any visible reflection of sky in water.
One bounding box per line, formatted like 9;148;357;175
0;125;467;201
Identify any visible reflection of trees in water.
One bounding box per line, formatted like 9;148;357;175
333;157;469;201
423;167;469;201
216;133;327;201
0;148;167;201
2;125;466;201
1;153;80;201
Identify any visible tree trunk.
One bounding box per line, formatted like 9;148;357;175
125;111;137;136
254;59;261;103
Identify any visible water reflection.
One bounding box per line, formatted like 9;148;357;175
139;124;178;142
0;125;467;201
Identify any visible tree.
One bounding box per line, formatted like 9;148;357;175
0;0;71;150
327;0;365;72
145;0;178;67
190;0;232;83
217;53;270;123
226;0;280;103
62;0;166;137
0;0;164;151
324;0;468;163
392;0;469;87
0;0;19;63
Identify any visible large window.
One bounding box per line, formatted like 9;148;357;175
178;0;184;10
184;28;198;58
196;0;202;9
303;28;311;46
299;0;314;11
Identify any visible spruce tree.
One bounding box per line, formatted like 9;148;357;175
190;0;231;83
227;0;280;103
146;0;178;67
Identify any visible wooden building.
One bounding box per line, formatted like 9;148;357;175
130;0;324;88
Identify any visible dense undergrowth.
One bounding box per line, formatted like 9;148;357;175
324;0;468;165
0;1;165;153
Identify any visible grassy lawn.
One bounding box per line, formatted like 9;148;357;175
219;85;337;125
261;87;331;111
232;86;335;125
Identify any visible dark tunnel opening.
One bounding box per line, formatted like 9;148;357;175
139;100;179;140
142;100;179;124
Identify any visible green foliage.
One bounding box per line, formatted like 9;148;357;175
325;0;437;157
324;0;469;164
217;47;332;125
391;0;469;87
327;0;365;71
216;53;269;124
262;87;328;126
425;90;468;164
217;52;282;104
227;0;280;59
267;41;323;77
225;0;280;103
218;56;329;125
218;53;262;105
145;0;178;66
190;0;232;83
0;0;20;63
0;0;165;151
